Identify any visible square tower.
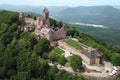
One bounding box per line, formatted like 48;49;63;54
42;8;49;21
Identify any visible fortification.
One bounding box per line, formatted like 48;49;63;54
19;8;66;41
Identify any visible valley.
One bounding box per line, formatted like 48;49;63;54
51;6;120;48
69;23;120;47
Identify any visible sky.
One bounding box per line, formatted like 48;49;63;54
0;0;120;7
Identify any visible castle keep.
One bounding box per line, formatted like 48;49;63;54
19;8;66;41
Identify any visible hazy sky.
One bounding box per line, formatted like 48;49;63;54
0;0;120;7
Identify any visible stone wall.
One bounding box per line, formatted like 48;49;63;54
24;18;36;25
58;40;101;65
58;40;91;65
54;29;66;40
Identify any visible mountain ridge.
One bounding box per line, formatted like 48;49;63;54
54;6;120;28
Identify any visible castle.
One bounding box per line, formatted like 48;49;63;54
19;8;66;41
19;8;102;66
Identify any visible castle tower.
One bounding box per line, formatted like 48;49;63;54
19;12;25;31
19;12;25;21
42;8;49;21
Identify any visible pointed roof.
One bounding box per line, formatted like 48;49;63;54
60;26;66;32
48;29;54;35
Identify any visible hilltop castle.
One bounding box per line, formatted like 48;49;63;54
19;8;102;66
19;8;66;41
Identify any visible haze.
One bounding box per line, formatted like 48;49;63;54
0;0;120;7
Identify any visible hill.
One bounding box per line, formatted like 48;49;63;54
52;6;120;47
0;10;120;80
0;10;96;80
54;6;120;28
73;24;120;47
0;4;68;15
114;6;120;9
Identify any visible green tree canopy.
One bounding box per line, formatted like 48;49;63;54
58;55;66;65
111;54;120;66
68;55;82;71
34;38;50;56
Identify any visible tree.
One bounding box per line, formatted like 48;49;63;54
0;11;19;25
58;56;66;65
0;32;13;46
50;18;57;27
111;54;120;66
42;52;48;59
0;67;6;78
9;23;18;33
30;58;49;78
67;27;78;37
69;55;82;71
30;37;38;50
34;38;50;56
48;65;58;77
0;44;5;57
17;72;30;80
117;76;120;80
57;20;63;28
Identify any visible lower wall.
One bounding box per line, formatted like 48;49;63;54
58;40;91;65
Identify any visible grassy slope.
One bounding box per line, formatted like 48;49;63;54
50;47;64;54
64;39;83;50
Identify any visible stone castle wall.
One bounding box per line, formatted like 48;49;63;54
54;29;66;40
58;40;91;65
24;18;36;25
42;29;66;41
58;40;100;65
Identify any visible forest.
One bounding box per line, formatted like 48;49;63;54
0;10;120;80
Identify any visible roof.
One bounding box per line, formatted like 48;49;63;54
40;27;53;35
60;26;66;31
81;49;101;59
43;8;49;13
